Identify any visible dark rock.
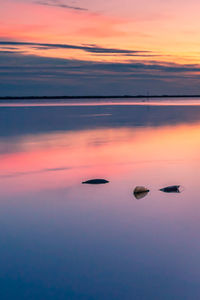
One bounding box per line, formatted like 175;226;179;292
133;186;150;199
160;185;180;193
82;179;109;184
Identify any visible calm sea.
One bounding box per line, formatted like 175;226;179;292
0;98;200;299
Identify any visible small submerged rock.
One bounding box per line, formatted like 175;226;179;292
82;179;109;185
160;185;180;193
133;186;150;200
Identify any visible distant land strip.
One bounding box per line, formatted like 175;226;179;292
1;95;200;100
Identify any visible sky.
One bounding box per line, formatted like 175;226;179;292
1;0;200;96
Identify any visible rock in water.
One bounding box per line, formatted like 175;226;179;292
160;185;180;193
133;186;150;199
82;179;109;184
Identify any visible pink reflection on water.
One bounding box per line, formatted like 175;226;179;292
0;122;200;198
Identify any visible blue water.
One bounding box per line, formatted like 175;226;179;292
0;100;200;299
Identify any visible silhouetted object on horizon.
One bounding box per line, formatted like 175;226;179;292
160;185;180;193
133;186;150;199
82;179;109;184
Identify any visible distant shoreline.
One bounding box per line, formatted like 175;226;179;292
1;95;200;100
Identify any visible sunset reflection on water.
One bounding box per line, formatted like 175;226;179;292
0;122;199;196
0;103;200;299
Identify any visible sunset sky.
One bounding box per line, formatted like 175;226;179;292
1;0;200;95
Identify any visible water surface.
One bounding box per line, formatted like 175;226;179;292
0;100;200;299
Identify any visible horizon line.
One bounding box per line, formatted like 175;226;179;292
1;94;200;100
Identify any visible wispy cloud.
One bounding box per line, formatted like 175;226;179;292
0;52;200;80
1;50;200;75
34;0;88;11
0;41;151;56
1;50;200;96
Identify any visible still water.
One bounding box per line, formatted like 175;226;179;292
0;101;200;299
